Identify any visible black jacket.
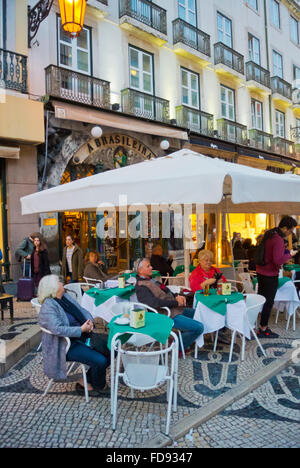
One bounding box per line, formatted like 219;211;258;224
135;276;178;310
150;254;174;277
31;248;51;278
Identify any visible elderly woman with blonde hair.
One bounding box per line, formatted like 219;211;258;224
38;275;110;397
189;250;227;293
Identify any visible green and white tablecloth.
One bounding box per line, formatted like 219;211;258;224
193;290;249;348
120;271;160;281
284;264;300;272
84;285;135;307
107;311;174;350
173;265;196;277
195;290;245;316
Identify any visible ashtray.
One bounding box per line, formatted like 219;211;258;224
114;317;130;325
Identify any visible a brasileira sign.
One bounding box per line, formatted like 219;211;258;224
73;133;156;164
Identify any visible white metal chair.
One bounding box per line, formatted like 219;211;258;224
111;331;178;435
31;297;42;313
275;280;300;331
83;276;104;288
40;327;89;402
237;272;257;294
213;294;267;363
64;283;85;305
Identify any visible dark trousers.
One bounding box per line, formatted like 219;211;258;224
66;337;109;390
257;273;278;328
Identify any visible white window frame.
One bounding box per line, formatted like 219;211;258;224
294;65;300;89
58;18;91;75
221;85;235;121
275;110;285;138
272;50;283;78
246;0;258;11
251;99;263;130
178;0;197;27
248;34;261;65
270;0;280;28
217;12;233;48
296;118;300;128
290;16;299;45
129;46;154;95
181;68;200;110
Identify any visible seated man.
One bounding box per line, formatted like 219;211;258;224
135;258;204;356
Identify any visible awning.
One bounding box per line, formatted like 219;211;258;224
52;100;189;141
0;146;20;159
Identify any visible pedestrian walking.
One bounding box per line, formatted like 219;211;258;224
256;216;298;338
30;235;51;290
61;234;84;283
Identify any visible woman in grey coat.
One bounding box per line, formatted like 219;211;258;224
38;275;109;397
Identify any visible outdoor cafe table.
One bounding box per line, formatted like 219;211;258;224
107;311;174;350
81;285;136;322
193;290;250;348
253;277;300;318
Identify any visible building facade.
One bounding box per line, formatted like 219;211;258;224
0;0;44;280
4;0;300;276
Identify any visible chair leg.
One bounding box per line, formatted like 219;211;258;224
165;377;174;436
228;331;236;363
275;309;280;324
37;342;42;352
81;365;89;403
43;378;53;397
250;326;266;357
112;369;120;430
241;335;246;362
178;331;185;360
194;343;198;359
286;315;291;331
213;331;219;352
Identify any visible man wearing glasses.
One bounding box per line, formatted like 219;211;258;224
135;258;203;357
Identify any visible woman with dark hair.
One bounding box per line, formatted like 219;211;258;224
61;234;84;283
30;235;51;289
84;251;108;283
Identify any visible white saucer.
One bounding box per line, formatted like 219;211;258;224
115;317;130;325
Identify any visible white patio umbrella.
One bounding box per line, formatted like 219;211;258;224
21;150;300;286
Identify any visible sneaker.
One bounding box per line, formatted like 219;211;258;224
257;328;279;339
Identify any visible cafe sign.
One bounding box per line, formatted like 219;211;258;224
73;133;157;165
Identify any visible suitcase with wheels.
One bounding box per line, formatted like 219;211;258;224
17;260;34;301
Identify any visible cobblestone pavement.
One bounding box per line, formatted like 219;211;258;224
0;299;38;343
0;309;299;448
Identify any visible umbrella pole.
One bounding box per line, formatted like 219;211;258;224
225;197;236;281
184;240;190;289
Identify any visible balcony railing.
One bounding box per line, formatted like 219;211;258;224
291;126;300;143
214;42;244;75
97;0;108;4
0;48;28;93
121;88;170;123
292;88;300;106
172;18;210;57
274;136;295;157
271;76;292;100
176;105;214;136
119;0;167;35
217;118;248;145
246;61;270;89
45;65;111;109
248;129;274;152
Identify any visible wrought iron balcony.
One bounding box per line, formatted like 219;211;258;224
214;42;244;75
291;126;300;143
248;129;274;152
176;105;214;136
45;65;111;109
273;136;295;157
119;0;167;35
217;118;248;145
0;48;28;93
271;76;292;101
121;88;170;123
246;61;270;89
97;0;108;4
172;18;210;57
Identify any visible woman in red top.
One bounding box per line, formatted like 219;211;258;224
189;250;227;293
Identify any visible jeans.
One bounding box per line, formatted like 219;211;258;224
173;308;204;350
257;273;278;328
66;340;109;390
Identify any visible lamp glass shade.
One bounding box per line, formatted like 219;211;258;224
58;0;87;38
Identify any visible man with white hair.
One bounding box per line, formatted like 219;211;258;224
135;259;203;356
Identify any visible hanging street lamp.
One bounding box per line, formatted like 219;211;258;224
58;0;87;38
28;0;88;47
